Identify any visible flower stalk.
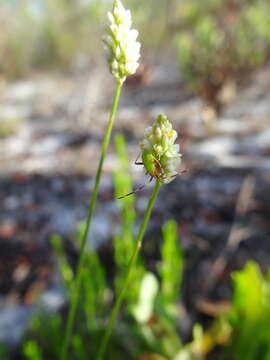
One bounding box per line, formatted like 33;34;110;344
96;180;162;360
60;80;122;360
60;1;141;359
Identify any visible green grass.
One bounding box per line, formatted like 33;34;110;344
0;117;23;138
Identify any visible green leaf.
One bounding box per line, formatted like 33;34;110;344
159;221;183;305
232;261;267;319
228;261;270;359
82;251;107;325
50;235;74;288
23;341;42;360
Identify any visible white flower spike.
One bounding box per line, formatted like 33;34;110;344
104;0;141;84
140;114;182;184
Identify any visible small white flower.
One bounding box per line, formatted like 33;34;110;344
140;114;182;184
104;0;141;84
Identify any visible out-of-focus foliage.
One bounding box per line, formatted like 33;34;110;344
128;0;169;49
159;221;183;307
0;0;168;78
23;341;43;360
190;261;270;360
226;261;270;360
0;0;108;77
2;188;270;359
172;0;270;110
0;117;23;138
3;0;269;105
173;261;270;360
0;344;9;360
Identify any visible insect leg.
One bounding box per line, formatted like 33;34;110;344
135;153;144;165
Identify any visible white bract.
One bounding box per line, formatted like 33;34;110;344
104;0;141;84
140;114;182;184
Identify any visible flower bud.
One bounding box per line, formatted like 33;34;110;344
104;0;141;84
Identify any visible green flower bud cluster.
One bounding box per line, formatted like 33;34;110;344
104;0;141;84
140;114;182;184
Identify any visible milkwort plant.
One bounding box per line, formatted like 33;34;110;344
96;114;182;359
60;1;141;359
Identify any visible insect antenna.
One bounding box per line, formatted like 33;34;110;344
117;177;153;199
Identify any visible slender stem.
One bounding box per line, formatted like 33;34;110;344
60;80;123;360
96;180;162;360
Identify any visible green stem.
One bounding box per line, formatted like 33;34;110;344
60;80;123;360
96;180;162;360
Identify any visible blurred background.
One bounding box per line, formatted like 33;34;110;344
1;0;270;359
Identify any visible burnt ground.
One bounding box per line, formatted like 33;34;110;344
0;59;270;347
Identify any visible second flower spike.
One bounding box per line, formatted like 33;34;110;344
104;0;141;84
140;114;182;184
